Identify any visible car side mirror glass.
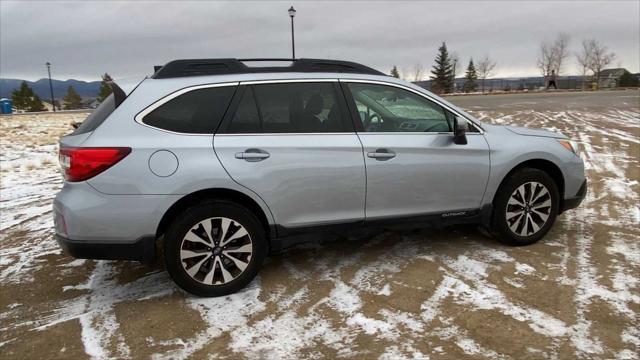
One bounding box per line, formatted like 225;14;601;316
453;116;468;145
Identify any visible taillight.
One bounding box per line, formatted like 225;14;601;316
59;147;131;182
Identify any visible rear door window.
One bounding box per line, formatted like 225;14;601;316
142;86;236;134
221;82;352;133
226;87;261;133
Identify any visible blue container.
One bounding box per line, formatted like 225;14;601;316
0;98;12;114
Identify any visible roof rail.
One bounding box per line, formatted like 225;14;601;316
152;58;386;79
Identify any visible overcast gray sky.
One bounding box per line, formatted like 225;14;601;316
1;0;638;81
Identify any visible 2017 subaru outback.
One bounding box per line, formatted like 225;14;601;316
54;58;587;296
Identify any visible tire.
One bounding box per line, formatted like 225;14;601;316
164;200;267;297
491;168;559;246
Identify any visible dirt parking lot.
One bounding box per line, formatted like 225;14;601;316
1;90;638;359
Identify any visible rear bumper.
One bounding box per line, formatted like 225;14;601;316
561;179;587;213
56;235;156;264
53;181;180;243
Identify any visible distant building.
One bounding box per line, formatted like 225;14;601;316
598;68;627;88
82;98;100;109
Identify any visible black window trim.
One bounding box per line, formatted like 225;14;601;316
133;78;483;136
217;79;357;135
134;81;239;136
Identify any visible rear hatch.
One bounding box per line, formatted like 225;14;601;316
61;94;117;148
66;79;131;140
58;81;136;181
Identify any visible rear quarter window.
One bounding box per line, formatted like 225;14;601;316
72;94;115;135
142;86;236;134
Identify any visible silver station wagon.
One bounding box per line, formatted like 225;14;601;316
54;58;587;296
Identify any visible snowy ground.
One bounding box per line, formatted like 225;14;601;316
0;90;638;359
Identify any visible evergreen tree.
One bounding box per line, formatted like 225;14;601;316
390;66;400;78
11;81;35;111
63;86;83;110
29;94;46;112
97;73;113;102
430;42;454;93
11;81;45;112
462;58;478;93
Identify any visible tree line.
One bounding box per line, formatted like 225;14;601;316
390;42;497;94
390;35;634;93
536;33;631;89
10;73;114;112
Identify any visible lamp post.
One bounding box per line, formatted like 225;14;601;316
288;6;296;60
452;59;457;93
46;62;55;112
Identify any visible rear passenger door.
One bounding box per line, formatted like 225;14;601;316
214;80;366;230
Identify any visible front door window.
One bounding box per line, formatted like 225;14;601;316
347;83;452;133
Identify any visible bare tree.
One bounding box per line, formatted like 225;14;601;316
575;38;616;90
537;33;570;85
586;39;615;89
575;39;593;90
537;41;556;78
412;63;424;82
400;66;410;81
477;55;497;93
556;34;570;75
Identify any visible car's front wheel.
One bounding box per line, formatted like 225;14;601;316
491;168;559;246
164;200;267;297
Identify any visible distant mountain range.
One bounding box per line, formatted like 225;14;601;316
0;78;101;101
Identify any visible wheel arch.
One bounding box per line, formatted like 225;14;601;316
156;188;274;242
494;159;565;208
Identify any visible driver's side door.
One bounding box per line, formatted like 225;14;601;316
342;81;490;220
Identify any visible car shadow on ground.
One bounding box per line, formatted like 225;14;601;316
123;224;498;295
269;224;494;261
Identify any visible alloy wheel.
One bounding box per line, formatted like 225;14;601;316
179;217;253;285
505;182;552;237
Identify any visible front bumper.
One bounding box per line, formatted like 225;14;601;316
561;179;587;213
56;235;156;264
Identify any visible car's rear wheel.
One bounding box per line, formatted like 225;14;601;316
164;200;267;296
491;168;559;246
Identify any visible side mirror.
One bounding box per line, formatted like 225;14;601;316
453;116;468;145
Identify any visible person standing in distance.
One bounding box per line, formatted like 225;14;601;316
547;70;558;90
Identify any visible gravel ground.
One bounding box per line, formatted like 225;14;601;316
0;90;638;359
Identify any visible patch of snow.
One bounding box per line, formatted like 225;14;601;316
377;284;391;296
515;263;536;275
503;277;524;288
156;280;265;359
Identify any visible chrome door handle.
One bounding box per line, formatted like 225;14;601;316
235;149;270;162
367;149;396;160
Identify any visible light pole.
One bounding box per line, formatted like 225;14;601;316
288;6;296;60
452;59;457;93
46;62;55;112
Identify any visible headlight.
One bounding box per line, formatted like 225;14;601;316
558;139;579;155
